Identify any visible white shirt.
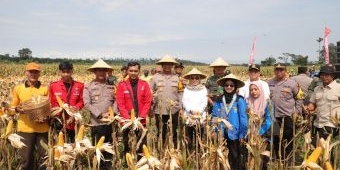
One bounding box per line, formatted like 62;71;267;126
182;87;208;124
239;79;270;100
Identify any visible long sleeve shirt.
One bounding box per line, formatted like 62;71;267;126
83;81;115;125
182;87;208;123
268;77;303;117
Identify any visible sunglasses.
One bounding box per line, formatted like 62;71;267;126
190;76;200;80
224;84;235;87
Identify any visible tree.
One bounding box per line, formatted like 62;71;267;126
282;53;308;65
278;55;289;64
318;43;337;64
261;56;276;66
18;48;32;60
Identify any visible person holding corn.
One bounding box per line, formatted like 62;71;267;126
83;59;115;170
10;62;49;170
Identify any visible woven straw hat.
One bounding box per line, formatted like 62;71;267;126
88;59;113;72
209;57;230;67
156;54;178;65
183;68;207;79
217;73;245;88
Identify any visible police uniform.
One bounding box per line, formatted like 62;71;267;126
268;63;303;161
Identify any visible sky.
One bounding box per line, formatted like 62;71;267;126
0;0;339;64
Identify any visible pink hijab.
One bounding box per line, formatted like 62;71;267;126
247;81;266;117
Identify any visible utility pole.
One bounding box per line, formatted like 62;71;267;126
316;37;323;62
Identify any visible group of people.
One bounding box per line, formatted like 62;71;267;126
8;54;340;170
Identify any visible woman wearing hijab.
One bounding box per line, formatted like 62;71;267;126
182;68;208;150
247;81;272;170
212;73;248;170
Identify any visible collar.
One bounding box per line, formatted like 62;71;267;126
25;80;41;88
323;80;337;89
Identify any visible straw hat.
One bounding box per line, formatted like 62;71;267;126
209;57;230;67
88;59;113;72
217;73;245;88
183;68;207;79
156;54;178;65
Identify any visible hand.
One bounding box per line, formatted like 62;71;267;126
101;112;109;118
15;105;24;113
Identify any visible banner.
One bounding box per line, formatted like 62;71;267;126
248;36;256;65
324;27;331;64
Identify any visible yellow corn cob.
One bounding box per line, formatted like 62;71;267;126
55;95;64;107
130;109;135;121
95;136;105;149
306;146;322;163
4;119;14;137
58;131;64;147
76;125;85;141
324;162;333;170
108;106;114;119
125;153;135;169
143;144;151;159
54;148;61;158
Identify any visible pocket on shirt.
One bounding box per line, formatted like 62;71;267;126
280;88;292;100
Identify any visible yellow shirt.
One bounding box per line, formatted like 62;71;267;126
11;82;49;133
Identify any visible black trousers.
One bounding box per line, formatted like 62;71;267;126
155;112;179;148
226;137;247;170
274;117;294;161
91;124;113;169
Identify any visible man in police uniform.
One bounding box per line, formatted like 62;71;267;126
239;64;270;100
205;57;230;113
268;63;303;162
83;59;115;170
149;55;182;148
307;65;340;140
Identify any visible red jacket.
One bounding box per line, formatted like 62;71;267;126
116;79;152;125
49;80;84;130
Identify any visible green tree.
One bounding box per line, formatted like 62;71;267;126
319;43;336;64
282;53;308;65
261;56;276;66
18;48;32;60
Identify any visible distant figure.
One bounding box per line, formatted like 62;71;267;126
118;65;129;82
106;69;118;86
140;69;153;83
309;65;316;78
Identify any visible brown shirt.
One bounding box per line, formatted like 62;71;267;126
310;80;340;128
149;73;181;115
83;80;115;125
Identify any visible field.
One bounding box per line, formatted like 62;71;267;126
0;63;338;170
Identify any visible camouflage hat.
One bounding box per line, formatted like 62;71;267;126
209;57;230;67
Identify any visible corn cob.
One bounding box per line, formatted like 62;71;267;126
130;109;136;121
306;146;322;163
324;162;333;170
58;131;64;147
4;119;14;137
143;144;151;159
108;106;114;119
54;148;61;158
126;153;136;170
76;125;85;141
55;95;64;107
96;136;105;149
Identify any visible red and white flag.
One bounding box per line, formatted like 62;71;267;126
249;36;257;65
324;27;331;64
